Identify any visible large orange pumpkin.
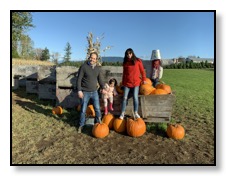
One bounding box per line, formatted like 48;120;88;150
92;122;109;138
166;124;185;140
127;117;146;137
52;106;63;115
156;84;172;94
150;88;168;95
102;113;115;129
113;118;127;133
139;84;155;95
140;77;153;86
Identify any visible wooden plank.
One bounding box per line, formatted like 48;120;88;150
56;88;80;108
144;116;170;123
56;66;79;87
38;83;56;100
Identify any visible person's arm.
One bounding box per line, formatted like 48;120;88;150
159;66;163;79
139;59;146;82
97;67;105;89
77;66;84;98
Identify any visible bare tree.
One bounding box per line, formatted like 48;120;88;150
51;52;60;65
33;48;43;60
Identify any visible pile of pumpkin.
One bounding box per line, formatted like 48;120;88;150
52;106;185;140
93;113;146;138
115;78;172;95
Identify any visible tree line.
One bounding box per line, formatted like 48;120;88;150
163;60;214;69
12;12;72;64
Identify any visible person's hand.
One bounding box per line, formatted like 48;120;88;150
78;91;84;99
143;81;147;84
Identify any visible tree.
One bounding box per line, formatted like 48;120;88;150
40;47;50;61
33;48;43;60
64;42;72;62
51;52;60;65
12;12;34;58
17;34;34;59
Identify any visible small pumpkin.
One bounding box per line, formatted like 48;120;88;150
77;104;81;112
127;117;146;137
77;104;95;117
139;84;155;95
102;113;115;129
166;124;185;140
113;118;127;133
156;84;172;94
116;82;124;94
150;88;168;95
92;122;109;138
52;106;63;115
86;105;95;117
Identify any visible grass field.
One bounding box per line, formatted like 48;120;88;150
12;68;215;164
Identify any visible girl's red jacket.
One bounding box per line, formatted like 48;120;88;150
122;58;146;88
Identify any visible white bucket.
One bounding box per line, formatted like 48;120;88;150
151;49;161;61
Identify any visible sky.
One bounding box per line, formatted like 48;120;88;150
27;11;215;62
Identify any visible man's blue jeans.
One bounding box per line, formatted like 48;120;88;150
121;86;139;114
79;91;101;127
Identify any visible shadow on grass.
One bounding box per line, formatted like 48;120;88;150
12;87;80;128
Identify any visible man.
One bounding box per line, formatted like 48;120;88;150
76;52;104;133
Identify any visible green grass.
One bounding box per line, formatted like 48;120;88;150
146;69;214;135
12;69;215;164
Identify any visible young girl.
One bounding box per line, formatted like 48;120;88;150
150;59;163;87
102;78;118;115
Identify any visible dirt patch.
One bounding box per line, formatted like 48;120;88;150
11;91;215;165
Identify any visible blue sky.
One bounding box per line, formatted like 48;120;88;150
27;11;214;61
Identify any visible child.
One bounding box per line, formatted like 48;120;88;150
102;78;118;115
150;59;163;87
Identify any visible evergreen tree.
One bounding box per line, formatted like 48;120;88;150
40;47;50;61
64;42;72;62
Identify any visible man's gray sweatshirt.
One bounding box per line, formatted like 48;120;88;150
77;62;105;92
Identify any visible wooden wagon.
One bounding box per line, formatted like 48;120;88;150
111;93;176;123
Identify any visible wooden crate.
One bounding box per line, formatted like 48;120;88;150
38;83;56;100
111;93;175;123
101;66;123;85
38;65;56;84
56;88;80;109
56;66;79;88
26;80;38;94
37;66;56;100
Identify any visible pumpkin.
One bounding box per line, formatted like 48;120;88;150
116;82;124;94
52;106;63;115
141;78;152;86
86;105;95;117
156;83;172;94
150;88;168;95
127;117;146;137
139;84;155;95
166;124;185;140
102;113;115;129
77;104;81;111
113;118;127;133
92;122;109;138
77;104;95;117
